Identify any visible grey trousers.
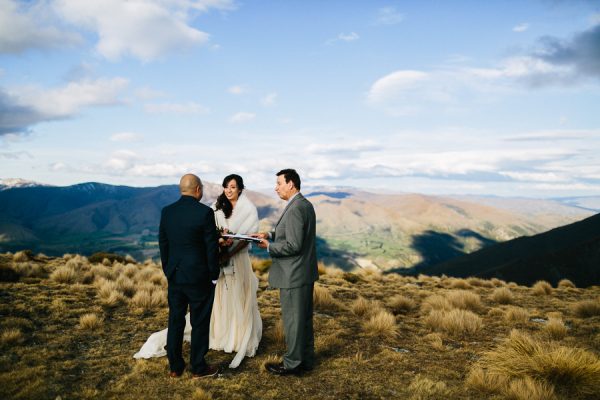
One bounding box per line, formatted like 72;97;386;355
280;283;315;369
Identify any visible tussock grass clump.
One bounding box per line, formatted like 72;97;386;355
88;252;126;265
90;264;115;281
116;276;137;298
421;295;453;313
504;306;530;324
544;318;567;340
449;278;471;290
12;262;45;278
479;329;600;398
12;250;31;262
446;290;482;312
487;307;504;317
251;257;272;274
358;267;383;282
78;313;103;330
424;333;445;351
466;366;509;394
192;388;213;400
313;284;340;311
388;294;416;314
363;309;397;339
467;277;495;288
557;279;576;289
491;278;506;287
0;328;24;346
123;263;138;278
491;287;514;304
425;309;482;336
96;279;124;307
571;299;600;318
351;296;375;317
532;280;553;295
505;376;557;400
130;289;166;310
408;375;449;400
50;265;77;284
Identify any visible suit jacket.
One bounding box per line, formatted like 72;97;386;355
268;193;319;289
159;195;220;285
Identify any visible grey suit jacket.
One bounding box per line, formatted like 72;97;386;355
268;193;319;289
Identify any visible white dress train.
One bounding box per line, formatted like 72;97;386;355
134;193;262;369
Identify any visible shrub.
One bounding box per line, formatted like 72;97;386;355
425;309;482;336
504;306;530;324
50;265;76;284
532;280;552;295
363;309;397;339
446;290;482;312
78;313;103;330
491;287;514;304
388;294;416;314
479;329;600;397
571;299;600;318
544;318;567;340
557;279;576;289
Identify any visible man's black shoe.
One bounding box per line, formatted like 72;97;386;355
266;362;303;376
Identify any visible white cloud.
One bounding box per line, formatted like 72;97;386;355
230;112;255;123
326;32;359;45
110;132;144;142
261;92;278;107
135;87;165;100
374;7;404;26
513;23;529;32
367;70;429;104
499;171;569;182
0;0;82;54
53;0;235;61
228;85;246;95
144;102;209;114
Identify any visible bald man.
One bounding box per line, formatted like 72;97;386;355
159;174;220;379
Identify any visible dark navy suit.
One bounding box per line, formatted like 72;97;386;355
159;195;219;374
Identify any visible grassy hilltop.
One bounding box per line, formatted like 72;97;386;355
1;251;600;399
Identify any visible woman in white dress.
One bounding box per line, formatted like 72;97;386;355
134;174;262;369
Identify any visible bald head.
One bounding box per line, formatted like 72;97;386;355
179;174;203;200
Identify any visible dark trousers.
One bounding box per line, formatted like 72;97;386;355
280;283;315;369
166;282;215;374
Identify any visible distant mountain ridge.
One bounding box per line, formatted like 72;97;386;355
416;212;600;287
0;180;594;272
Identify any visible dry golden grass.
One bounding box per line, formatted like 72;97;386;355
446;290;482;312
130;289;165;310
313;284;340;311
408;375;449;400
449;278;471;290
505;376;557;400
544;317;567;340
466;366;509;394
491;277;506;287
78;313;103;330
479;329;600;397
387;294;416;314
12;250;30;262
504;306;530;324
49;265;76;284
421;294;453;313
116;276;137;298
363;309;398;338
491;287;514;304
531;280;553;295
191;388;213;400
11;262;46;278
571;299;600;318
557;278;576;289
425;309;483;336
2;252;600;400
0;328;24;346
260;354;282;373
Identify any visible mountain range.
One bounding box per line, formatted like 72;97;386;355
0;179;596;275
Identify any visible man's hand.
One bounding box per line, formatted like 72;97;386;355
250;233;269;249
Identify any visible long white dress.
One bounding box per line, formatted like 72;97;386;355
134;193;262;368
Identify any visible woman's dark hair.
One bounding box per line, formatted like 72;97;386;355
215;174;245;219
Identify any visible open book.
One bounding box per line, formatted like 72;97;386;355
221;233;263;243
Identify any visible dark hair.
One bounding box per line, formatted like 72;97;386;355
215;174;245;219
276;169;301;190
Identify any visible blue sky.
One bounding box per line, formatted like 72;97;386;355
1;0;599;197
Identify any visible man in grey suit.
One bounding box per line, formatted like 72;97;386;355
255;169;319;375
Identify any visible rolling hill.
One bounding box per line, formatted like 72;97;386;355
0;180;593;270
416;212;600;287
